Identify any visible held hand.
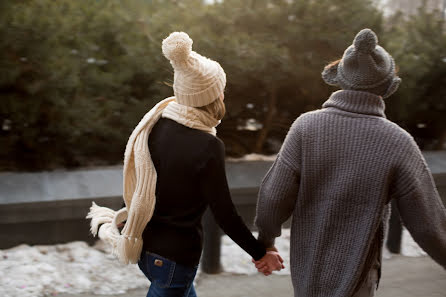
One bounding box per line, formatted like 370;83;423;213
265;247;284;267
252;251;285;276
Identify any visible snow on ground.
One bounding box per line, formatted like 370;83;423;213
400;228;427;257
221;228;426;275
221;230;290;275
226;153;277;162
0;241;147;297
0;228;426;297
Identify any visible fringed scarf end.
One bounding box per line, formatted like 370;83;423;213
115;235;143;265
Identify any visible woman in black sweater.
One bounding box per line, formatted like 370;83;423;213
88;32;284;295
132;32;284;296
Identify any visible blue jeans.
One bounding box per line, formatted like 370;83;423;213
138;252;198;297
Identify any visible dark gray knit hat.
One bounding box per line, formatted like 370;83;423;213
322;28;401;98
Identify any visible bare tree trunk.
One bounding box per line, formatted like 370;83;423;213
254;86;277;153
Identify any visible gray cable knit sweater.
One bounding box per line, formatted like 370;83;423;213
255;90;446;297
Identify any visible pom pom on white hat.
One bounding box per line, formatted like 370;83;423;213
162;32;226;107
162;32;193;63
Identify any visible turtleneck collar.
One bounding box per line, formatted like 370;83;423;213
322;90;386;118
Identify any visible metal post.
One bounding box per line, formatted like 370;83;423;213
201;208;222;274
386;200;402;254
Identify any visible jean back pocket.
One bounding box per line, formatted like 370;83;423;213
146;253;175;288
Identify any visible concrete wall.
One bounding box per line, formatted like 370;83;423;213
0;152;445;249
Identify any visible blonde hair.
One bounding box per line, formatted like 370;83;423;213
197;95;226;121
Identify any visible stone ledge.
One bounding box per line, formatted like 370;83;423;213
0;152;444;248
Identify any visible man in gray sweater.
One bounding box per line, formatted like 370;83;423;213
254;28;446;297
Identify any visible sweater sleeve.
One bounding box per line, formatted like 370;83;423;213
255;120;301;248
391;139;446;269
199;138;266;261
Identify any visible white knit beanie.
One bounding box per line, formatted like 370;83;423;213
162;32;226;107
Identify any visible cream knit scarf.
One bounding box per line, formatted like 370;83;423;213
86;97;218;264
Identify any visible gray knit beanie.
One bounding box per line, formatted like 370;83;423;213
322;28;401;98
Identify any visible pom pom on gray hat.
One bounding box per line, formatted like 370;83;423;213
353;28;378;53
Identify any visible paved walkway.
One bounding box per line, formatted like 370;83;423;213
60;255;445;297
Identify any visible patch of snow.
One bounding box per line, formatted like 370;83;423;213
401;228;427;257
249;120;263;130
0;241;147;297
382;245;393;260
221;227;427;275
0;228;427;296
227;153;277;162
221;230;290;275
236;118;263;131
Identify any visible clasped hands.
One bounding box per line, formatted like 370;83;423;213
252;247;284;276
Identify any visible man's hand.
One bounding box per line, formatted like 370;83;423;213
252;251;284;276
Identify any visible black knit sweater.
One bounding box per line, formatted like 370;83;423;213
142;118;266;267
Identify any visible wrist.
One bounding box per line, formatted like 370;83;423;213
258;234;275;249
266;246;278;252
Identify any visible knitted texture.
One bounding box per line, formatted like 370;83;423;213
162;32;226;107
162;101;219;133
255;90;446;297
322;29;401;98
87;97;218;264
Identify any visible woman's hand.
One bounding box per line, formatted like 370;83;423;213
252;251;285;276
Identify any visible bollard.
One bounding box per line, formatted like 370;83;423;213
386;200;402;254
201;208;222;274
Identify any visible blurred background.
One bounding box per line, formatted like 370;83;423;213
1;1;446;297
1;0;445;172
